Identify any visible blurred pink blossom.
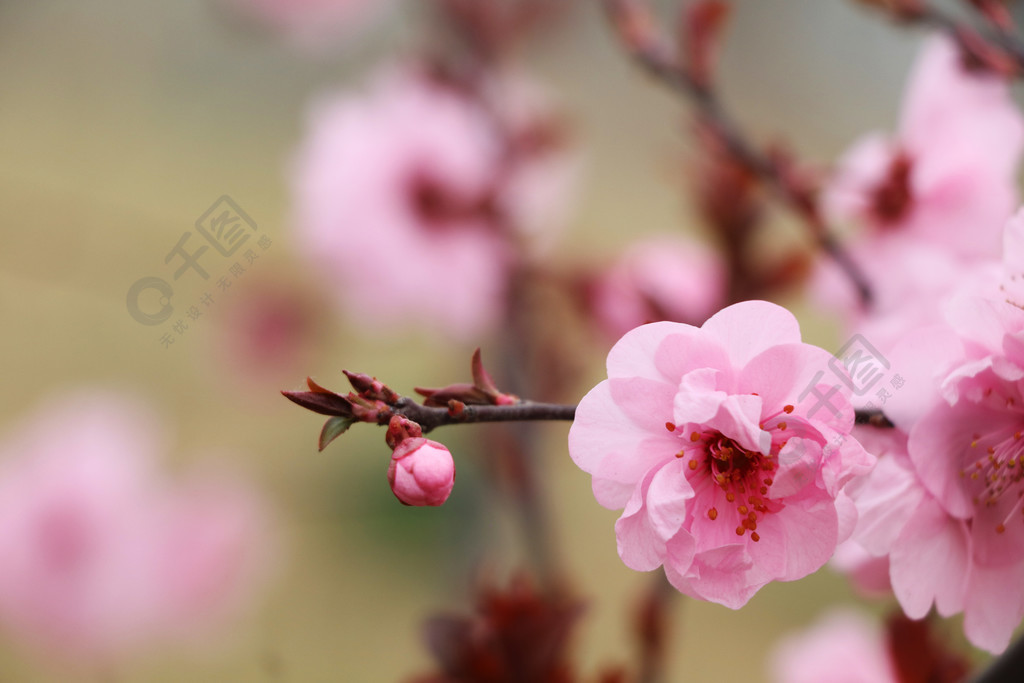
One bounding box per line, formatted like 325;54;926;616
482;73;579;254
589;235;726;340
0;392;272;664
387;438;456;507
825;35;1023;259
814;35;1022;338
211;275;325;391
812;236;1000;356
770;610;898;683
221;0;388;47
568;301;872;607
290;66;515;340
830;541;891;597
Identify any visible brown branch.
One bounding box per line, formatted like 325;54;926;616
284;383;892;431
854;408;894;428
389;397;577;433
856;0;1024;76
635;573;676;683
603;0;875;306
283;350;895;453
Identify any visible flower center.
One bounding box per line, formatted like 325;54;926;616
406;171;498;231
668;402;798;542
669;407;793;543
963;428;1024;534
870;151;914;226
702;434;775;541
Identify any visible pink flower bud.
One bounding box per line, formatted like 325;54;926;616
387;438;455;506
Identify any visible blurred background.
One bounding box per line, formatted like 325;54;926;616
0;0;966;680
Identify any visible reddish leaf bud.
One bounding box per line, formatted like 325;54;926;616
681;0;731;92
343;370;399;403
385;415;423;450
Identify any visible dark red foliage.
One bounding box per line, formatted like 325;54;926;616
885;612;970;683
408;577;587;683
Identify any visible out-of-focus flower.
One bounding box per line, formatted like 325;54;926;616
388;438;456;507
483;73;579;254
588;235;726;340
291;66;514;340
829;541;891;597
221;0;389;47
825;35;1023;259
772;610;969;683
814;34;1022;340
0;392;272;664
211;275;325;391
812;236;1001;354
568;301;872;608
290;63;577;340
769;610;898;683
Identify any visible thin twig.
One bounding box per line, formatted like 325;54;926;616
858;0;1024;75
603;0;875;306
391;397;577;433
636;573;677;683
397;398;892;431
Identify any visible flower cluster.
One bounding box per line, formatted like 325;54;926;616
816;34;1024;654
276;0;1024;674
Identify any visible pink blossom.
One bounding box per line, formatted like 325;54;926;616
812;236;1000;355
769;610;898;683
482;73;579;253
221;0;388;47
837;210;1024;653
211;275;325;391
831;428;916;597
830;541;891;597
871;296;1024;653
589;235;726;340
568;301;872;607
814;35;1022;336
0;392;272;664
824;35;1023;259
290;66;512;340
388;438;456;507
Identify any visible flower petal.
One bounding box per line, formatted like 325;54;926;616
645;458;696;542
569;381;678;486
606;321;694;381
615;466;670;572
889;496;970;619
963;561;1024;654
700;300;801;367
665;544;760;610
